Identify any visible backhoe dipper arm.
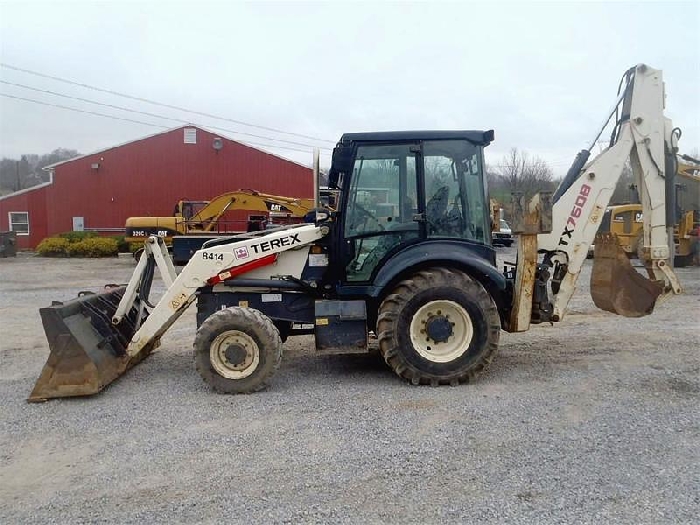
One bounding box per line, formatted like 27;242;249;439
121;224;326;359
537;64;681;321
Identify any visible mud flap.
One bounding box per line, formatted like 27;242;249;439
590;232;664;317
28;287;151;402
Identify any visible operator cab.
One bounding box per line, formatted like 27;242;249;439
328;130;495;283
177;201;209;220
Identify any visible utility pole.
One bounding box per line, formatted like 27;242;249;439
15;155;28;192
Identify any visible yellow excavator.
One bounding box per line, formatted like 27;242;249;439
597;155;700;266
124;189;316;244
124;189;318;263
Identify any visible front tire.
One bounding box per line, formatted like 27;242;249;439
377;268;501;386
194;307;282;394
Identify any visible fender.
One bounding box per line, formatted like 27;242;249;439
338;240;508;313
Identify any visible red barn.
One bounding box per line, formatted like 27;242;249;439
0;126;314;249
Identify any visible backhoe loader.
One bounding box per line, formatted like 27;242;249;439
29;64;683;401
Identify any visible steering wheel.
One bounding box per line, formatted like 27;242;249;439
350;202;384;232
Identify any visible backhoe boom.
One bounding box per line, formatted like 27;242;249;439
535;64;681;321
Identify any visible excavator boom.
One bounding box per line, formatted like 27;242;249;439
186;190;315;232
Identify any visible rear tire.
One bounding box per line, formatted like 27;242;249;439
377;268;501;386
194;307;282;394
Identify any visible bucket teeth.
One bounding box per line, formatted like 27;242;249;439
590;232;663;318
28;287;149;402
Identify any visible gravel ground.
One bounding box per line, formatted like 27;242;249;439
0;249;698;524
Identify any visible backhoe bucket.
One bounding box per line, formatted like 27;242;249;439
28;287;149;402
590;232;663;317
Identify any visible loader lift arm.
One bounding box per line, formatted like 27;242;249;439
28;224;327;401
118;224;326;359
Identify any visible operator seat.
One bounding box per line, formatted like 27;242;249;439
445;200;464;237
426;186;449;234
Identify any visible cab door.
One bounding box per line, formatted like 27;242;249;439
422;139;490;243
342;143;421;282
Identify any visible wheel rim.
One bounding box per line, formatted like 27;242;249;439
409;300;473;363
210;330;260;379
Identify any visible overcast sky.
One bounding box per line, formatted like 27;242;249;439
0;1;698;175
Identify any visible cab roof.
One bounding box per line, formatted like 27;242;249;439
338;130;494;146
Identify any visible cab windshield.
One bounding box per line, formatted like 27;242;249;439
181;201;209;220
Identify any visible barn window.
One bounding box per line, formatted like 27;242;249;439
9;212;29;235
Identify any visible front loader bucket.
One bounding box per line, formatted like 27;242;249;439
28;287;150;402
590;232;663;317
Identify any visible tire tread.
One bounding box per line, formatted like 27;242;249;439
377;268;500;386
194;307;282;394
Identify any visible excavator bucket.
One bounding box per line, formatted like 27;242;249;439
28;287;150;402
590;232;664;317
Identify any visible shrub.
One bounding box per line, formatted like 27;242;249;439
57;231;98;243
36;237;70;257
66;237;119;257
112;235;131;253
